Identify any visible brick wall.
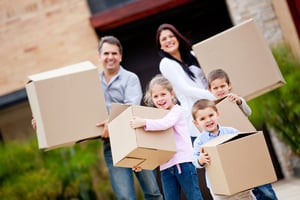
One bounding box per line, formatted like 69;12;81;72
225;0;283;45
0;0;99;97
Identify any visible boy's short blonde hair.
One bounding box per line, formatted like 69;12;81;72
192;99;218;120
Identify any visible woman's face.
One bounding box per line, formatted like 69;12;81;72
159;29;179;56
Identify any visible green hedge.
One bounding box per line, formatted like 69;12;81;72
0;137;115;200
248;44;300;157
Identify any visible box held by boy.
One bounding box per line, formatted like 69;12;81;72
108;103;176;170
202;131;277;195
193;18;285;100
26;61;108;150
215;97;256;132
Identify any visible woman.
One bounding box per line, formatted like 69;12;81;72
156;23;215;143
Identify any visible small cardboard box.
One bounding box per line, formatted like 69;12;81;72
202;131;277;195
108;103;176;170
192;18;285;100
26;61;108;150
216;97;256;132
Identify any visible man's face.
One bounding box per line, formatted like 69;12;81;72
98;43;122;72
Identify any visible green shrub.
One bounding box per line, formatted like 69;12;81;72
248;44;300;157
0;137;113;199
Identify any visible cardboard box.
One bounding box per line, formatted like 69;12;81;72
192;18;285;100
202;131;277;195
108;103;176;170
216;97;256;132
26;61;108;150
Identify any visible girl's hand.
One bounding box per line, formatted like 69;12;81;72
198;148;211;166
227;93;242;105
132;166;142;172
129;117;146;129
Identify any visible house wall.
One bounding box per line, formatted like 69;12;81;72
0;0;99;97
0;0;99;140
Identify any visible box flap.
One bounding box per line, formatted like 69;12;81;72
109;103;131;122
202;131;258;147
216;97;256;132
28;61;96;81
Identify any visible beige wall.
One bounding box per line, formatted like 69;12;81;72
0;0;99;97
272;0;300;62
0;0;99;141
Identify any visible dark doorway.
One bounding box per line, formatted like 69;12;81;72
93;0;233;94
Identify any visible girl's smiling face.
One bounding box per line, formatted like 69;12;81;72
151;84;174;110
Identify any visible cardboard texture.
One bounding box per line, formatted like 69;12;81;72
108;103;176;170
216;97;256;132
26;61;108;150
192;18;285;100
202;131;277;195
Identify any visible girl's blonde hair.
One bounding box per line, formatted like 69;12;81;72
144;74;177;107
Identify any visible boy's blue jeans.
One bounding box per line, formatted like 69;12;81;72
253;183;278;200
160;162;203;200
103;141;163;200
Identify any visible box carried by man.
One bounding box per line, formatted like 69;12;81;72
26;61;108;150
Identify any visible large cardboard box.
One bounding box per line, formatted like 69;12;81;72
193;18;285;100
108;103;176;170
202;131;277;195
216;97;256;132
26;61;108;150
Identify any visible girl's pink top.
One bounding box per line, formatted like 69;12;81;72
145;104;193;171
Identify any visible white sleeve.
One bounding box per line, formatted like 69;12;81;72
159;58;215;100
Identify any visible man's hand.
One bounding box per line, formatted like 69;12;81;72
31;118;36;130
96;119;109;138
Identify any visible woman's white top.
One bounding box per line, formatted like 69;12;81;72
159;57;215;137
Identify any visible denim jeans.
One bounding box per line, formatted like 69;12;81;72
103;141;163;200
160;162;203;200
253;183;278;200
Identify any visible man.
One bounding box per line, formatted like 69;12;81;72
96;36;163;200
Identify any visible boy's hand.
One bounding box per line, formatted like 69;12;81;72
227;93;242;105
198;148;211;166
129;117;146;129
96;119;109;138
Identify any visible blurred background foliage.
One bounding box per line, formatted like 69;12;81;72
249;44;300;157
0;137;117;199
